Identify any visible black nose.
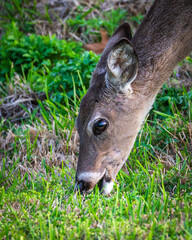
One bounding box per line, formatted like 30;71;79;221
75;181;85;193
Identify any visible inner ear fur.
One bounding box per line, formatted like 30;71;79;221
106;38;139;91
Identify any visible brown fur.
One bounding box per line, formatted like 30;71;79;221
75;0;192;194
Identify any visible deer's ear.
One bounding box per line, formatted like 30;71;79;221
106;38;139;92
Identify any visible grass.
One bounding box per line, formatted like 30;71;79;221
1;174;191;239
0;75;192;239
0;155;191;239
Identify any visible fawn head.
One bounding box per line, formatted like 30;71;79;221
75;23;151;194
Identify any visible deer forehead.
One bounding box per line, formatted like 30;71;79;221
78;92;139;124
77;78;143;134
78;97;127;127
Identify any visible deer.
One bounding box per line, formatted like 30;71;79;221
75;0;192;195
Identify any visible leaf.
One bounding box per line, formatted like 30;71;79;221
83;29;109;54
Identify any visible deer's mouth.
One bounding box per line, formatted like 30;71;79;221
75;169;114;195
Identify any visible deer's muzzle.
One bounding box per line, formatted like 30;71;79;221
75;169;114;194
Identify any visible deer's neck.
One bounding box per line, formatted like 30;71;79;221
132;0;192;96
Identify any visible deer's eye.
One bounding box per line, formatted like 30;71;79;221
93;119;109;136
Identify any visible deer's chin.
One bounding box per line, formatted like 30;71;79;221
98;174;114;195
100;180;114;195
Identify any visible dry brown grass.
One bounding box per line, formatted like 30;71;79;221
0;73;46;122
0;74;79;184
0;123;79;186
